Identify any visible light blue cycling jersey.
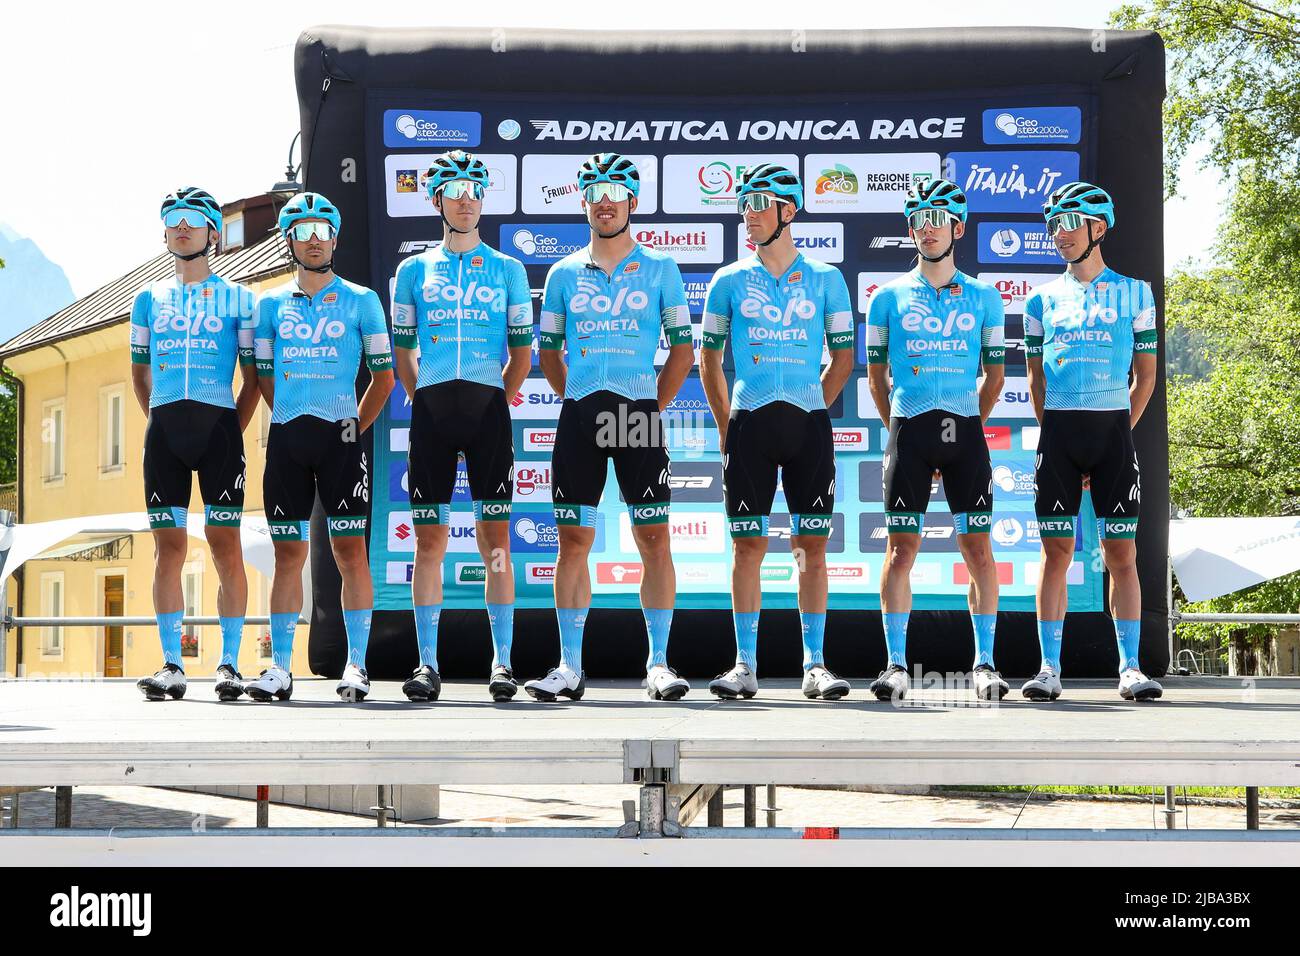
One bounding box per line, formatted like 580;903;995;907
701;253;854;413
130;274;256;409
391;241;533;389
539;243;692;402
254;275;393;424
865;267;1005;419
1023;267;1157;411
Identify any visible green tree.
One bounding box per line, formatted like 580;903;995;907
1113;1;1300;661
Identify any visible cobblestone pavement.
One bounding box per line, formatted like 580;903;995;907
3;785;1296;831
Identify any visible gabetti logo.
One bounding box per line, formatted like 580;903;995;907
945;151;1080;213
976;272;1051;315
736;222;844;262
527;119;860;142
384;110;481;148
983;107;1081;145
514;465;553;499
633;223;723;263
620;513;722;552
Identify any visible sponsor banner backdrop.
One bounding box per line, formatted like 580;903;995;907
365;89;1100;611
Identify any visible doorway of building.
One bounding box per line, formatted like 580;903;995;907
103;575;124;677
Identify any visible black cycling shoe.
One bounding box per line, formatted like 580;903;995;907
489;665;518;702
402;664;442;702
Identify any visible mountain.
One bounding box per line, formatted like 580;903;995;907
0;223;76;349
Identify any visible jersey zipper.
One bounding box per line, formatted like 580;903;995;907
455;250;464;381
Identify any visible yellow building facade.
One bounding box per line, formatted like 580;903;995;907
2;195;315;680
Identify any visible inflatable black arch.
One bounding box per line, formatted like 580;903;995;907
292;26;1168;680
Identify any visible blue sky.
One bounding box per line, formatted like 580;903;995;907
0;0;1223;297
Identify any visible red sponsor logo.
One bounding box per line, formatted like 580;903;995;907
201;287;214;298
528;564;555;582
394;523;412;541
510;391;525;407
953;562;1014;585
623;261;640;274
323;292;338;305
827;565;864;579
983;426;1011;450
597;562;644;584
515;466;551;496
527;430;557;446
471;255;484;268
832;429;865;448
994;278;1033;306
788;271;803;284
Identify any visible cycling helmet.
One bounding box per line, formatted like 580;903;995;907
736;163;804;211
278;192;341;235
1042;181;1115;228
576;152;641;198
425;150;492;198
160;186;223;233
903;177;968;224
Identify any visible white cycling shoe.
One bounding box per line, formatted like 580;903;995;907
524;665;586;701
1020;665;1063;702
336;662;371;701
869;664;909;701
708;663;758;700
973;664;1010;701
1118;668;1163;701
245;666;294;702
137;663;187;701
802;666;851;700
645;665;690;701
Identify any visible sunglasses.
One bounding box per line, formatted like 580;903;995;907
163;209;211;229
438;180;485;201
583;182;632;204
738;193;793;215
288;222;335;242
907;208;955;231
1047;212;1102;235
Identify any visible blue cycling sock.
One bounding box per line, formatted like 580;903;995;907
1037;619;1064;672
218;616;243;668
414;604;441;671
557;607;588;673
343;608;372;668
643;607;673;671
734;611;760;672
487;603;513;670
270;612;297;672
800;611;827;670
972;613;997;669
157;609;184;669
884;612;909;669
1115;618;1141;673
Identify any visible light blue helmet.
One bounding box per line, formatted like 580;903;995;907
576;152;641;198
903;177;968;223
736;163;803;210
160;186;222;234
426;150;491;198
278;192;341;235
1043;181;1115;228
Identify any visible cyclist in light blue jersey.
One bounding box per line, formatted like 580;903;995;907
1021;181;1161;703
133;187;260;704
248;192;394;703
527;152;696;703
700;163;855;702
391;150;534;704
864;178;1008;703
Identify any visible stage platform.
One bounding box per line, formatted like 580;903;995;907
2;676;1298;789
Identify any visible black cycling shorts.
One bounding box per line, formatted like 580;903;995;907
143;399;244;530
723;402;835;538
408;380;514;524
551;390;670;527
1034;408;1140;540
882;410;993;535
264;416;370;540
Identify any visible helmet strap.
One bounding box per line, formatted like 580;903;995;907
285;235;334;274
757;208;792;247
1064;221;1103;265
435;194;474;236
171;230;212;262
918;224;957;263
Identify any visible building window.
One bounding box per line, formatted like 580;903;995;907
100;385;125;474
223;217;244;252
41;572;64;659
42;399;65;483
182;565;202;659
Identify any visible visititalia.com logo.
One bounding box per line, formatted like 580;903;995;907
383;109;481;148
